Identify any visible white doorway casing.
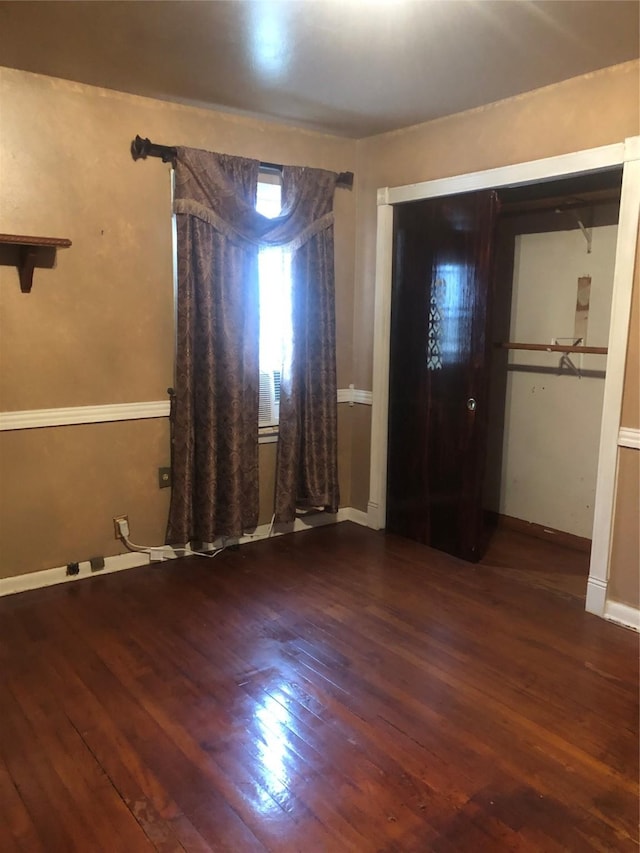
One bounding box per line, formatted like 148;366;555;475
367;137;640;620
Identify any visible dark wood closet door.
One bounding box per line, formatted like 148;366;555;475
387;190;499;561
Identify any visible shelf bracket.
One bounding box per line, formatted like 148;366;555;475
18;245;39;293
0;234;72;292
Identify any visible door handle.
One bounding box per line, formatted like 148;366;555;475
466;398;477;412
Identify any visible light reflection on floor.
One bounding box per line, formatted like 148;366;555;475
251;692;295;814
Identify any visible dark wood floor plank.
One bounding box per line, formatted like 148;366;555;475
0;762;46;853
6;674;159;853
0;675;144;853
51;611;326;852
39;606;271;851
293;601;638;799
0;523;637;851
119;577;461;847
40;649;208;852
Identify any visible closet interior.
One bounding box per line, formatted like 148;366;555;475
485;169;622;552
386;167;623;563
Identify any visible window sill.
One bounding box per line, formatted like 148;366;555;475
259;427;279;445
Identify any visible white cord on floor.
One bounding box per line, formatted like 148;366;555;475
119;533;226;561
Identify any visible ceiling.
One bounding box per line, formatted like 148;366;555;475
0;1;638;138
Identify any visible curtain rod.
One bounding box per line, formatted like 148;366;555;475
131;135;354;189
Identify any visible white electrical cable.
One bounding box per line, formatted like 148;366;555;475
178;543;226;560
132;536;225;560
116;521;225;561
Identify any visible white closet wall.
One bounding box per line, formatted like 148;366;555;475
498;224;618;538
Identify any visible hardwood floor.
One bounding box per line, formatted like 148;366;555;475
0;523;637;852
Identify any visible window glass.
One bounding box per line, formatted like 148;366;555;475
257;176;291;428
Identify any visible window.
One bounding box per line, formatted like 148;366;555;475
256;174;292;430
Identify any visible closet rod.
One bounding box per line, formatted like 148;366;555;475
497;342;608;355
130;135;354;188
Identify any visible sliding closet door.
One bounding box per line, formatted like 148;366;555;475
387;190;499;561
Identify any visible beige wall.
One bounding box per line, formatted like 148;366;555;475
620;235;640;432
0;67;356;578
609;448;640;608
610;235;640;608
350;61;639;606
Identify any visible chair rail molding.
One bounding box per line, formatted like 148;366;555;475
0;400;170;431
618;427;640;450
1;388;373;431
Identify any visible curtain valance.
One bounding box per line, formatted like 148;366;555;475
174;146;338;250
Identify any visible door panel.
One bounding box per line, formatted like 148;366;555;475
387;191;499;561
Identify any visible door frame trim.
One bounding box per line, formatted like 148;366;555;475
367;138;640;619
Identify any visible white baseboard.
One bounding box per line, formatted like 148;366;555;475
338;506;369;526
366;500;383;530
604;599;640;632
585;577;608;616
0;507;370;598
0;551;150;597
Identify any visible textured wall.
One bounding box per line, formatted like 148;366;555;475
609;235;640;607
609;448;640;609
0;67;356;578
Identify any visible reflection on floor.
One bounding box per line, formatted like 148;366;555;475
481;525;590;603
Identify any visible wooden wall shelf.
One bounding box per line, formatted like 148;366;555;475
497;342;608;355
0;233;72;292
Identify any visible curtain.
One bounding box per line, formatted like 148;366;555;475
274;168;340;522
167;146;340;544
167;149;261;544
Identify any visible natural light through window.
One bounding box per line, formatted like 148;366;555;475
256;176;292;428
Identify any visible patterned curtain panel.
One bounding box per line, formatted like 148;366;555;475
167;149;261;544
275;167;340;522
167;146;340;543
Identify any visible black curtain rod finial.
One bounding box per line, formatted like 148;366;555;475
130;134;147;161
131;135;177;165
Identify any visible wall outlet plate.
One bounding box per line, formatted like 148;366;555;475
113;515;129;539
158;467;171;488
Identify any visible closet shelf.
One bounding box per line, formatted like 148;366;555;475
497;342;608;355
0;233;72;293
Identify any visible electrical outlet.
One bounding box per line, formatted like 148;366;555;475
66;562;80;576
90;556;105;572
113;515;129;539
158;467;171;488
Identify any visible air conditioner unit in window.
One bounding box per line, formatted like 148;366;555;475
259;371;280;427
